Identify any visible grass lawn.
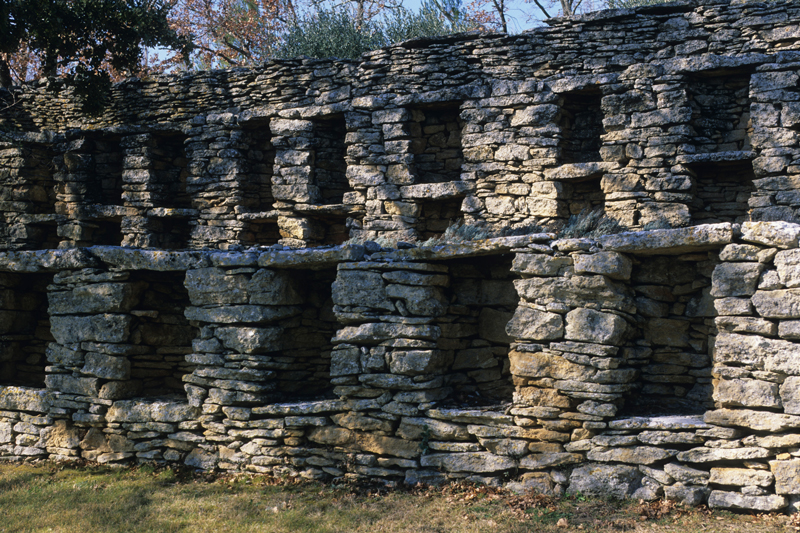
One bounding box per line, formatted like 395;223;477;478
0;462;797;532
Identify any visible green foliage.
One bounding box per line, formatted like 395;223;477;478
557;208;625;239
3;0;187;112
276;1;478;60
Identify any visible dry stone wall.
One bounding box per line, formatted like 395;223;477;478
1;0;800;515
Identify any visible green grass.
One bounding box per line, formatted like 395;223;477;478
0;462;795;533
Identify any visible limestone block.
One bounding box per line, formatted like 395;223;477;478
0;386;52;412
514;276;634;313
713;379;781;409
664;463;709;485
99;380;142;400
715;317;777;336
355;433;420;459
564;308;627;345
753;289;800;318
586;446;676;465
382;271;449;287
81;353;131;380
248;270;304;305
664;484;710;506
215;327;282;354
709;468;773;487
567;463;642;499
184;305;301;324
710;263;764;297
779;320;800;340
779;377;800;414
708;491;786;511
420;452;516;472
332;270;394;311
106;400;199;423
45;344;84;366
48;282;141;315
50;315;132;344
714;297;753;316
510;105;559;127
704;409;800;432
519;453;582;469
719;244;762;262
714;332;798;373
509;350;595;381
330;345;360;376
770;459;800;494
741;221;800;249
677;446;770;463
185;448;218;469
44;375;99;397
572;252;632;280
331;412;393;433
397;417;471;441
387;349;445;376
505;307;564;341
185;268;249;305
511;254;572;276
333;323;441;344
386;284;447;316
39;420;80;449
775;249;800;288
506;473;556;495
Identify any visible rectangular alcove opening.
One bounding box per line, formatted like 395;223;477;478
128;271;198;398
267;269;338;401
689;160;755;224
687;71;752;154
439;255;517;405
86;134;124;206
618;254;717;417
312;115;349;205
409;103;464;184
418;197;464;241
149;133;191;210
87;217;123;246
559;90;604;164
26;144;57;216
241;220;281;248
27;222;61;250
148;217;191;250
320;215;352;246
239;119;280;247
565;177;605;217
0;273;54;388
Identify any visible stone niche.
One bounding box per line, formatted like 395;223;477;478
620;254;717;416
444;255;517;403
409;103;464;184
417;196;464;241
565;178;605;217
0;273;53;388
311;115;349;205
238;118;279;246
558;89;604;164
687;71;753;154
688;159;756;225
127;271;198;398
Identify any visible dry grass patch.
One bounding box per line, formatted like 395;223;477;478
0;462;797;532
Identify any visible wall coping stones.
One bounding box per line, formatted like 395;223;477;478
0;249;98;272
595;223;734;255
608;416;711;431
368;234;555;262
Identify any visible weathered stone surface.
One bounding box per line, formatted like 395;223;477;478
741;221;800;249
184;305;301;323
598;224;733;255
106;400;199;423
564;308;627;345
511;254;571;276
44;375;99;397
332;270;394;311
775;249;800;288
677;446;771;463
664;463;709;485
704;409;800;432
586;446;676;465
478;308;514;344
708;491;787;511
385;284;447;316
0;386;52;412
50;315;132;344
505;307;564;341
770;460;800;494
397;417;470;441
709;468;774;487
713;379;781;409
780;377;800;414
215;327;282;353
664;484;710;506
420;452;516;472
572;252;632;280
48;283;141;315
509;350;595;381
81;353;131;380
752;289;800;319
711;263;764;297
514;276;634;313
333;323;441;344
568;464;642;499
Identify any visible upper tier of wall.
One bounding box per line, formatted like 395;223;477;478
2;0;800;250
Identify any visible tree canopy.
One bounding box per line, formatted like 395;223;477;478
0;0;187;110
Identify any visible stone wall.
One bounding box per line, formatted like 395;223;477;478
1;0;800;516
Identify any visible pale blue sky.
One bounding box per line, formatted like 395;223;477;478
400;0;548;32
